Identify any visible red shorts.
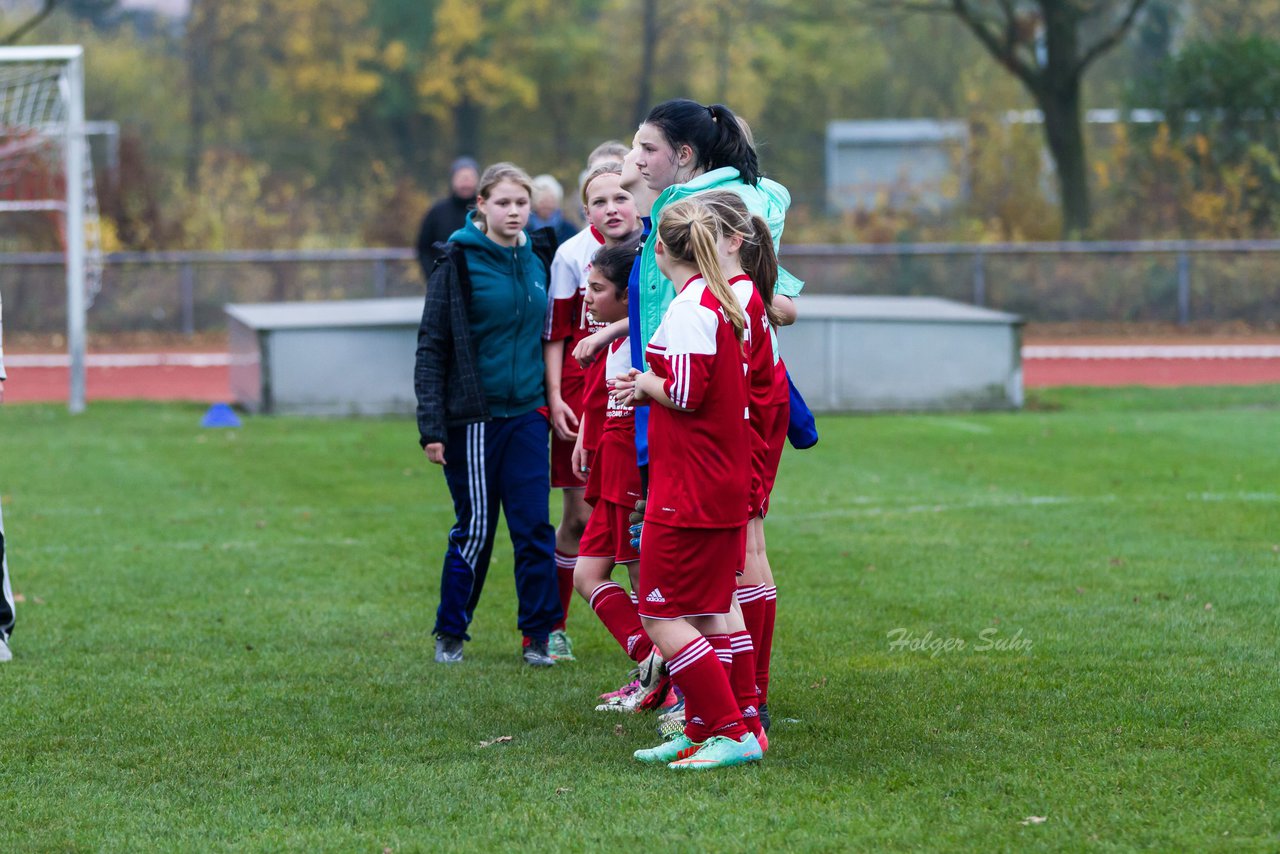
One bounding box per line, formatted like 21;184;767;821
636;522;745;620
550;434;585;489
578;499;640;565
752;398;790;517
550;369;588;490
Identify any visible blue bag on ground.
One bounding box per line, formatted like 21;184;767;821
786;370;819;449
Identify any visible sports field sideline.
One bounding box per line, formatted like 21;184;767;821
4;340;1280;403
0;385;1276;850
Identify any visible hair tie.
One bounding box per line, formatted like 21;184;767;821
707;105;716;121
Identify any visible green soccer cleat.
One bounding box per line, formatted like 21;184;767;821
548;629;575;662
633;733;703;765
666;733;763;770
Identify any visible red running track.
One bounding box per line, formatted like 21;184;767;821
3;346;1279;403
3;354;231;403
1021;344;1280;388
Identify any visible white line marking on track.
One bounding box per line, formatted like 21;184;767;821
9;345;1280;368
5;353;231;368
1023;345;1280;360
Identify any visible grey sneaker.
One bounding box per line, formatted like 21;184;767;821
548;629;575;661
522;638;555;667
0;637;11;663
434;634;464;664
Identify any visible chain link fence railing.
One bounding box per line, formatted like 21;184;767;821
3;241;1280;335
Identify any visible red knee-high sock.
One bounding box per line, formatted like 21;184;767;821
757;586;777;704
666;636;747;744
729;631;763;738
707;633;733;680
588;582;654;662
738;584;768;656
553;550;576;631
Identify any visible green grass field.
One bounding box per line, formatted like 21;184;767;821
1;387;1277;852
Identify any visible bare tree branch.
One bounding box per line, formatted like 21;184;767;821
951;0;1039;89
1075;0;1148;74
862;0;952;13
1;0;60;46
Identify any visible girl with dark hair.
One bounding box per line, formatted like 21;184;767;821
568;242;673;713
631;99;802;372
697;190;795;731
542;162;642;662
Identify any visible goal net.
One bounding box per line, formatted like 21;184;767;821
0;45;103;412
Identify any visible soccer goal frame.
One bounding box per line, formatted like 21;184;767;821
0;45;91;412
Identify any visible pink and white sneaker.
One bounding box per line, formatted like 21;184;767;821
598;679;640;702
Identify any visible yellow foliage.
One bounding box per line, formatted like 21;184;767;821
383;40;408;72
96;217;123;253
1194;134;1210;161
1093;160;1110;191
416;0;538;117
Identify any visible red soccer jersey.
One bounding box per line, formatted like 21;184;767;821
730;276;776;419
645;276;751;528
586;337;642;507
543;228;606;411
579;350;609;454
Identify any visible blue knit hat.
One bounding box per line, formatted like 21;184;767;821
451;156;479;176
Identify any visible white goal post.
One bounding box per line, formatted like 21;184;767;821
0;45;103;413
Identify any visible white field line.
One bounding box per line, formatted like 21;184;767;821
771;491;1279;522
1023;345;1280;360
927;418;994;434
6;352;231;368
22;536;362;555
10;493;1276;552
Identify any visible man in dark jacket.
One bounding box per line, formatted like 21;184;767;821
415;157;480;273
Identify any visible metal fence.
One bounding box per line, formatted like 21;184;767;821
3;240;1280;335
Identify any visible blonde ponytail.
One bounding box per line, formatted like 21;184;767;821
658;199;746;342
687;217;746;342
697;191;785;327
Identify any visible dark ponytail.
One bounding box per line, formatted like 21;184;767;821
644;99;762;186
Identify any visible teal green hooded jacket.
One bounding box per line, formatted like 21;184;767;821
447;213;549;418
636;167;804;348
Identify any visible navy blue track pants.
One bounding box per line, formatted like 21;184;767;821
0;504;13;640
434;410;561;642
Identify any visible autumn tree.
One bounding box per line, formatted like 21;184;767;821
884;0;1149;236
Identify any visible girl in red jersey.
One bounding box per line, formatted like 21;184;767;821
612;198;762;770
698;191;796;731
566;242;671;712
542;163;641;660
